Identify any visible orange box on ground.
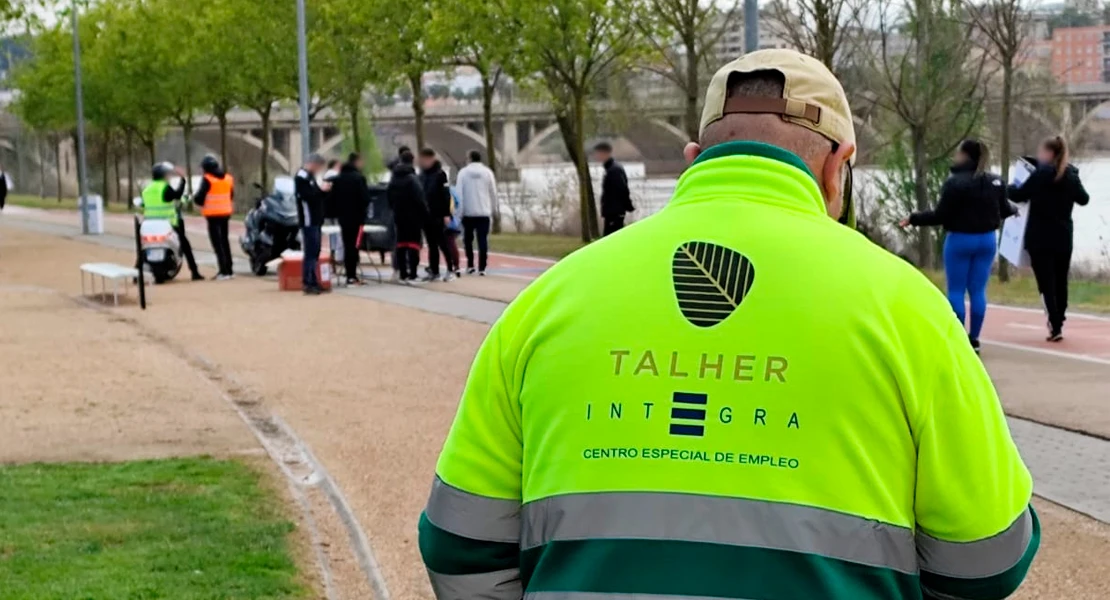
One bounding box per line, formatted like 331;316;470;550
277;253;332;291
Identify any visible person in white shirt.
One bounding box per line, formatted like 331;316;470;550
455;150;497;275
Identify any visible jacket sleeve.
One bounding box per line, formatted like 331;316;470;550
1073;176;1090;207
619;166;633;212
909;178;956;227
165;179;186;202
192;177;210;206
419;314;523;599
899;275;1038;600
436;171;452;218
1007;165;1050;203
0;173;7;209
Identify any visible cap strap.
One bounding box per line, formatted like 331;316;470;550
722;97;821;124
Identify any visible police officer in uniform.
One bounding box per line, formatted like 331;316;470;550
141;162;202;281
418;50;1038;600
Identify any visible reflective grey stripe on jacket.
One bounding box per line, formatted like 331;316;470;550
521;491;918;574
424;476;520;543
916;507;1035;579
429;568;522;600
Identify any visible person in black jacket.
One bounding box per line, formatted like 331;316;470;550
901;139;1015;353
0;166;7;211
593;142;634;236
388;151;427;283
1008;135;1090;341
330;153;371;285
418;148;452;281
295;153;330;295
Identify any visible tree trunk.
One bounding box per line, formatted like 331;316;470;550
683;37;699;141
997;62;1014;282
126;129;134;202
38;137;47;198
410;73;426;151
259;106;273;188
54;135;63;202
113;143;121;204
350;101;362;152
912;126;932;268
100;130;110;204
481;71;503;233
182;121;195;196
217;110;229;168
146;138;156;166
559;92;600;242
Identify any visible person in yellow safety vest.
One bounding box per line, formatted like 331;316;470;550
418;49;1038;600
141;162;203;280
193;155;236;280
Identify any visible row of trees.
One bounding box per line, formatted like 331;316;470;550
8;0;1055;248
9;0;748;241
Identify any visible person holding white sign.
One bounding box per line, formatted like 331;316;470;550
1007;136;1090;342
900;140;1016;354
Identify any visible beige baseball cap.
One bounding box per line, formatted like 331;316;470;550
699;49;855;164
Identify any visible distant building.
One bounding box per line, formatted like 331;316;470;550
1050;25;1110;83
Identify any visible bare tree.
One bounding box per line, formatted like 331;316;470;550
767;0;865;71
637;0;741;140
863;0;992;266
968;0;1033;280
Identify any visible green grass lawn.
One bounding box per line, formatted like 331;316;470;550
489;232;587;259
924;269;1110;313
0;457;307;600
7;193;132;214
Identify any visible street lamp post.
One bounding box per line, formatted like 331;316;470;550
71;0;91;235
295;0;311;163
744;0;759;53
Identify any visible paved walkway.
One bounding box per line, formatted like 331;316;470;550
4;207;1110;524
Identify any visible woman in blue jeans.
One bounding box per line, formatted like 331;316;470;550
901;139;1016;353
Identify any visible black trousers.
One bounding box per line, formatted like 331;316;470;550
340;220;361;280
603;216;625;236
395;246;420;280
462;216;491;272
1029;244;1073;332
206;216;233;276
425;224;445;276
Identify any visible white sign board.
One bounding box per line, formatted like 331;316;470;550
79;194;105;235
998;160;1034;267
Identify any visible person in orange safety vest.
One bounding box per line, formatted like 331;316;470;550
193;155;236;280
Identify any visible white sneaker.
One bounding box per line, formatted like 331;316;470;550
442;273;455;282
216;274;232;281
479;270;487;277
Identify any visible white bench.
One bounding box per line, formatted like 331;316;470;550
80;263;147;306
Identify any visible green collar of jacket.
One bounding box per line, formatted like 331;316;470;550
671;141;826;219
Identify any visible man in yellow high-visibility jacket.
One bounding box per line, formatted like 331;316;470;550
141;162;202;281
418;49;1037;600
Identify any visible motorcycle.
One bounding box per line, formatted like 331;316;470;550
132;197;183;284
240;176;301;276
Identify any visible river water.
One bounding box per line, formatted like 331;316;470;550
515;159;1109;272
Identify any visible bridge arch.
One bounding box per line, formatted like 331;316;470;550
1069;100;1110;141
372;122;504;173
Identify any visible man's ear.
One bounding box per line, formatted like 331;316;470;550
821;142;855;218
683;142;702;165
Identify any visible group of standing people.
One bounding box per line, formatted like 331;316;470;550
902;135;1089;350
293;152;372;295
388;147;498;283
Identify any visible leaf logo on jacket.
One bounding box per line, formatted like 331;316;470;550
672;241;756;327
